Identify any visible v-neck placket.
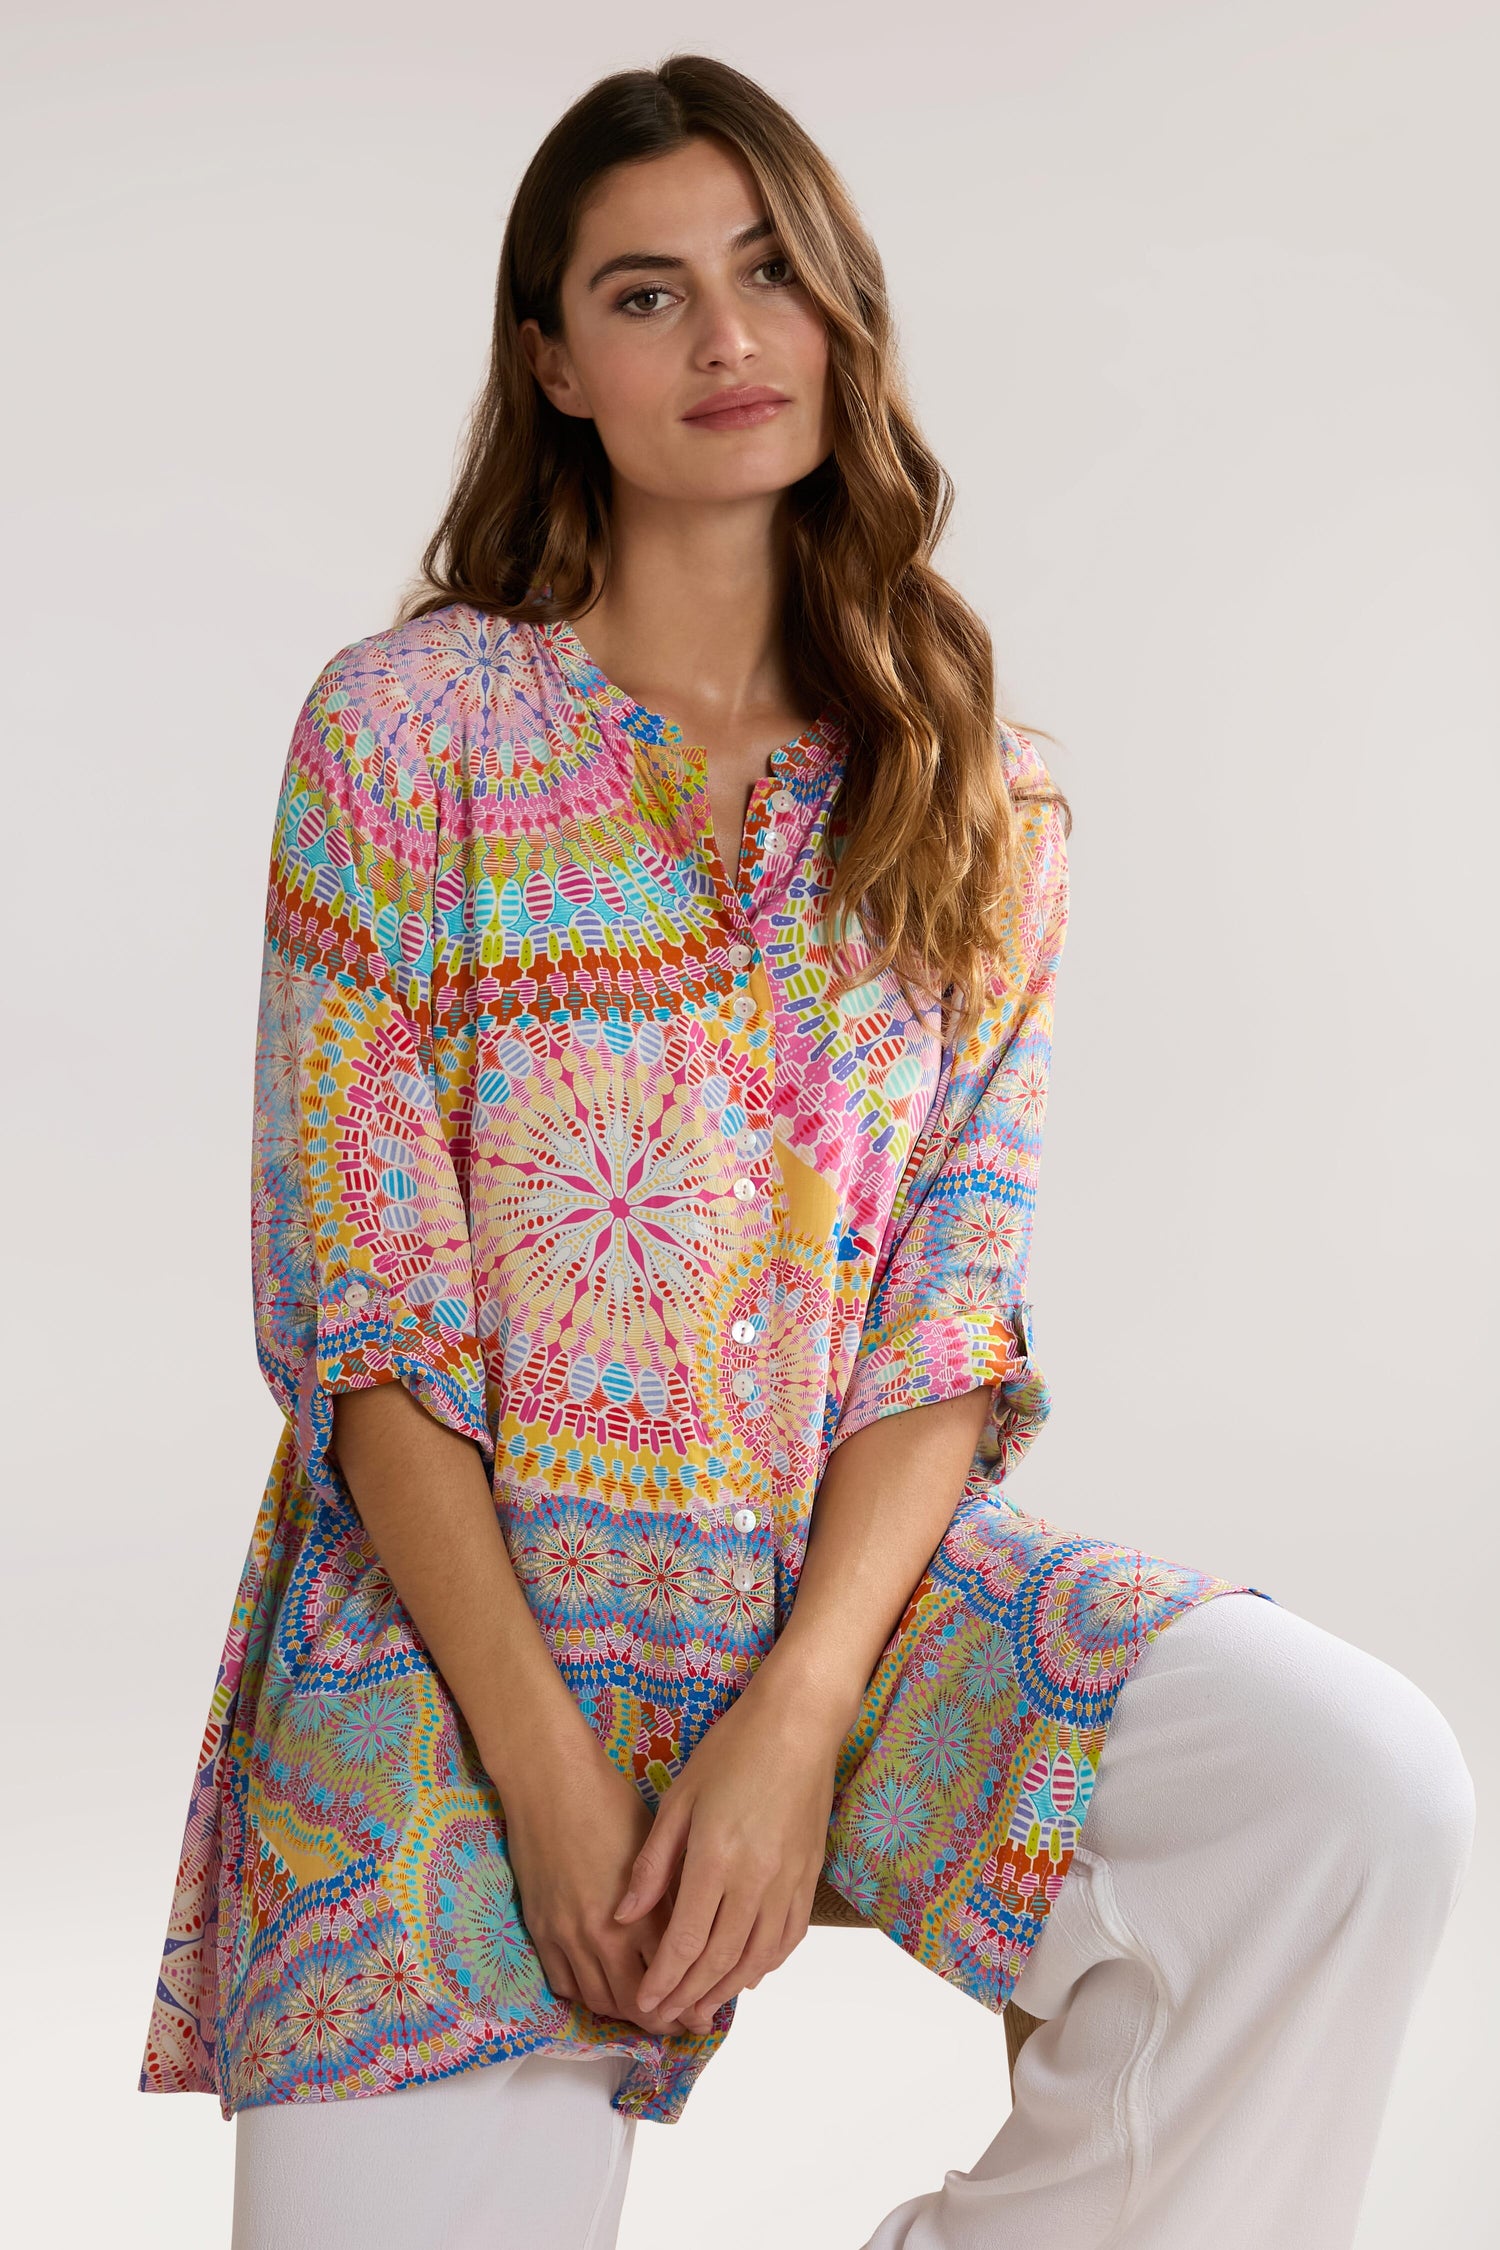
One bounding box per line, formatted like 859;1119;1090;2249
543;612;843;939
693;730;838;923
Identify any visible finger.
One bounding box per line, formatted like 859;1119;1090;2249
569;1943;622;2024
597;1935;657;2027
625;1942;671;2031
606;1940;678;2033
626;1912;691;2030
675;1901;786;2030
534;1936;579;2004
635;1853;726;2013
614;1796;690;1924
777;1885;813;1960
651;1888;760;2023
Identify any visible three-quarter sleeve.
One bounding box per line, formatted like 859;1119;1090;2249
251;646;494;1502
829;768;1069;1471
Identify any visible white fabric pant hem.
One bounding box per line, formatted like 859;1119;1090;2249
231;2048;637;2250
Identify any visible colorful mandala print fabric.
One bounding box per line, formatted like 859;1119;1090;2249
138;604;1275;2126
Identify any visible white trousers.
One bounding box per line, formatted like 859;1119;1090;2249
230;1590;1476;2250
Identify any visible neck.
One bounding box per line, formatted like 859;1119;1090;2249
569;484;804;730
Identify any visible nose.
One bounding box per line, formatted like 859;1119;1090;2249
688;280;760;371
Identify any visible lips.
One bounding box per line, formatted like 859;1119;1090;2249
682;385;790;421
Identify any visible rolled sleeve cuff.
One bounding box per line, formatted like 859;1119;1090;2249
831;1299;1034;1452
296;1273;494;1501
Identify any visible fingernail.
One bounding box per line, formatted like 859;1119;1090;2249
613;1892;637;1919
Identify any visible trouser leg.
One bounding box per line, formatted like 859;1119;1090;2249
231;2049;637;2250
859;1587;1475;2250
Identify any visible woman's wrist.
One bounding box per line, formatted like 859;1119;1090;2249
476;1657;607;1805
745;1630;867;1754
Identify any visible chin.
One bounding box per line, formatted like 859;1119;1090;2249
661;444;826;504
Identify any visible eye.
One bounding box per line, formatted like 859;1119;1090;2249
616;284;678;319
612;256;798;319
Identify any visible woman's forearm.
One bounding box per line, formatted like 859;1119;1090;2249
749;1385;995;1744
330;1381;598;1798
329;1378;989;1805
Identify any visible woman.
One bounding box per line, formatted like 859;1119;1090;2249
139;54;1474;2250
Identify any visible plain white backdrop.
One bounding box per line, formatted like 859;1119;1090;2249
3;2;1494;2243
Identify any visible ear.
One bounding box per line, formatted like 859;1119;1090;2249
518;316;594;422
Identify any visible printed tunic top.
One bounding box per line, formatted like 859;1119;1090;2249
139;601;1267;2125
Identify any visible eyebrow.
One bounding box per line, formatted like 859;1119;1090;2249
585;215;779;291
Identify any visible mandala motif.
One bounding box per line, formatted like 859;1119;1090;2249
140;602;1276;2132
352;605;635;837
471;1012;746;1460
281;1960;364;2074
507;1506;620;1621
253;1680;422;1865
901;1690;980;1793
695;1236;832;1495
1013;1542;1227;1725
388;1794;548;2028
274;1496;423;1690
354;1931;444;2048
849;1771;935;1865
303;978;477;1327
995;1048;1051;1141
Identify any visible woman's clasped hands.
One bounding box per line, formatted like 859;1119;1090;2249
502;1657;854;2042
614;1664;854;2033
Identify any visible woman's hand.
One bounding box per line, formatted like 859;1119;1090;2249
611;1390;991;2030
499;1732;689;2038
611;1667;854;2033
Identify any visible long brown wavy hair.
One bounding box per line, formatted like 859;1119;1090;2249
395;52;1071;1051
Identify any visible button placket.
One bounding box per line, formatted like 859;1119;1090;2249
722;1287;765;1589
704;754;802;922
730;1510;764;1594
694;1490;765;1597
741;764;813;897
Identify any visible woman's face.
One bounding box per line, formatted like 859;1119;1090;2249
521;134;834;508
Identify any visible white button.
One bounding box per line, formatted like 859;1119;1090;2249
731;994;756;1019
731;1370;756;1399
733;1506;759;1532
732;1567;756;1592
761;825;778;849
768;789;795;812
727;942;753;969
730;1318;757;1343
732;1177;757;1200
344;1282;369;1310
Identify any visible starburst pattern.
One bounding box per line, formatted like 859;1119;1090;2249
906;1694;974;1791
433;1836;547;2027
851;1773;932;1859
282;1964;363;2070
142;602;1273;2134
356;1935;438;2039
